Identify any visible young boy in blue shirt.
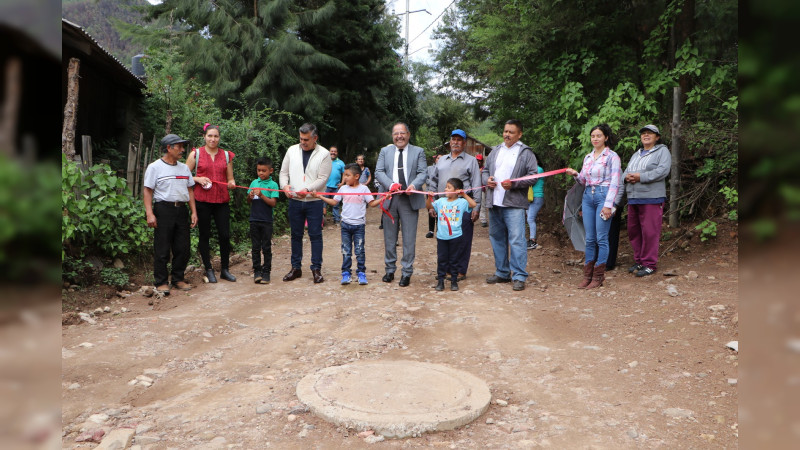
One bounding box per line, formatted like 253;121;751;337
247;157;280;283
426;178;477;291
314;164;381;285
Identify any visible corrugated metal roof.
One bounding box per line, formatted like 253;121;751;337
62;18;145;89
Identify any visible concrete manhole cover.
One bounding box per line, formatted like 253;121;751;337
296;360;491;438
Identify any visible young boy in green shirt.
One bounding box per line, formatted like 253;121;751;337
247;157;280;283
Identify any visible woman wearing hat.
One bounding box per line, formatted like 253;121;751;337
186;124;237;283
565;124;622;289
622;124;672;277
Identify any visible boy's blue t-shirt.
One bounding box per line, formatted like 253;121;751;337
432;197;472;240
248;177;280;222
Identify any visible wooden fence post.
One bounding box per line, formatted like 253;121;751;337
133;133;144;197
126;142;136;191
62;58;80;160
81;135;92;167
1;57;21;156
669;86;682;228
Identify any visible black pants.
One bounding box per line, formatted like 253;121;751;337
437;235;464;281
153;202;190;286
250;221;273;274
428;215;436;233
196;201;231;270
455;214;474;275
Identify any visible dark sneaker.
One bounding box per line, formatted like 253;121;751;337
450;280;459;291
628;263;644;273
435;279;445;291
512;280;526;291
341;272;352;285
486;275;512;284
527;239;539;250
254;271;262;284
481;222;488;228
260;271;270;284
425;231;434;238
635;267;655;277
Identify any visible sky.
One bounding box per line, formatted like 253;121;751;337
386;0;454;65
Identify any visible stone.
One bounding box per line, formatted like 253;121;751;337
78;342;94;348
134;435;161;445
103;306;111;312
663;408;694;419
495;399;508;407
142;287;154;297
725;341;738;352
78;313;96;325
687;271;698;279
627;429;638;439
287;414;297;422
75;429;105;442
488;352;502;362
364;434;385;444
728;378;738;385
120;307;128;313
486;418;495;424
666;285;680;297
708;305;726;312
256;404;272;414
136;375;154;384
88;413;109;424
357;430;374;438
95;428;135;450
628;361;639;368
113;258;124;269
662;269;679;277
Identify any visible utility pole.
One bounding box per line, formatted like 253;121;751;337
393;1;430;78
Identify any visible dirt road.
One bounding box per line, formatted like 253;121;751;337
62;207;738;448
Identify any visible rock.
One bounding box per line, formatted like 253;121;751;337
68;383;81;390
364;434;385;444
627;429;638;439
728;378;738;385
287;414;297;422
708;304;726;312
687;271;698;279
135;424;152;434
357;430;374;438
662;269;679;276
185;265;196;274
298;428;309;438
94;307;104;315
552;269;561;274
78;342;94;348
78;313;96;325
88;413;109;424
113;258;124;269
725;341;738;352
202;332;213;338
120;307;128;313
142;287;154;297
488;352;502;362
495;399;508;407
95;428;135;450
486;418;495;424
134;435;161;445
288;405;309;415
628;361;639;368
75;429;106;442
666;285;680;297
136;375;154;384
103;306;111;312
662;408;694;419
256;404;272;414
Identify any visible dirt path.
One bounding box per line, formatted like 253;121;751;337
62;207;738;448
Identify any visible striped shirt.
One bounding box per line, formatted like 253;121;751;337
575;147;622;208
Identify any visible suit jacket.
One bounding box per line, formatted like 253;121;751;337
375;143;427;210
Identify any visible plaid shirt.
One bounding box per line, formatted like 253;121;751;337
576;147;622;208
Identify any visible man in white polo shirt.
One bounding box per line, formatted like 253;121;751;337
143;134;199;295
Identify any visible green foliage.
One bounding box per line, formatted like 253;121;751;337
695;219;718;241
62;155;151;259
100;267;129;289
0;155;60;281
62;256;95;285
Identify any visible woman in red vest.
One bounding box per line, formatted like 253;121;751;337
186;124;237;283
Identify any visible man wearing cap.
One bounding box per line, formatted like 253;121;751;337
143;134;199;295
375;122;427;287
481;119;539;291
621;124;672;277
427;129;482;280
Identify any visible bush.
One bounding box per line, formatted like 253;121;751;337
62;155;151;259
99;267;129;289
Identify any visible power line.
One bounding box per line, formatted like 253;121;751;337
408;0;456;45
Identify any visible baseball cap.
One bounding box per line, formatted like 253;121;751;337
475;153;483;161
161;134;190;147
450;129;467;139
639;124;660;135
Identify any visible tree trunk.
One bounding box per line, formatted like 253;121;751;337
165;109;173;135
62;58;81;160
0;57;22;156
669;87;681;228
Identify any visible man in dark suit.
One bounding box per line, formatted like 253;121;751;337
375;122;427;287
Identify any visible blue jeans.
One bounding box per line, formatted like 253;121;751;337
526;197;544;239
489;206;528;281
340;222;366;274
325;186;341;223
582;185;612;265
288;199;324;271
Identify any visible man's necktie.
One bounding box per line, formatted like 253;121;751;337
397;148;407;190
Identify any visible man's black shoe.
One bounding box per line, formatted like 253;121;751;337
220;268;237;282
486;275;512;284
513;280;526;291
435;279;445;291
206;269;218;283
399;275;411;287
382;273;394;283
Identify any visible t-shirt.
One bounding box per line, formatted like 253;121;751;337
327;158;345;188
143;158;195;202
492;142;521;206
248;177;280;222
359;166;371;184
433;197;472;240
528;166;545;200
333;184;374;225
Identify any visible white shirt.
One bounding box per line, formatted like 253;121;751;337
493;141;521;206
392;147;410;185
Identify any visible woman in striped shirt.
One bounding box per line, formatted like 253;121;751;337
565;124;622;289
